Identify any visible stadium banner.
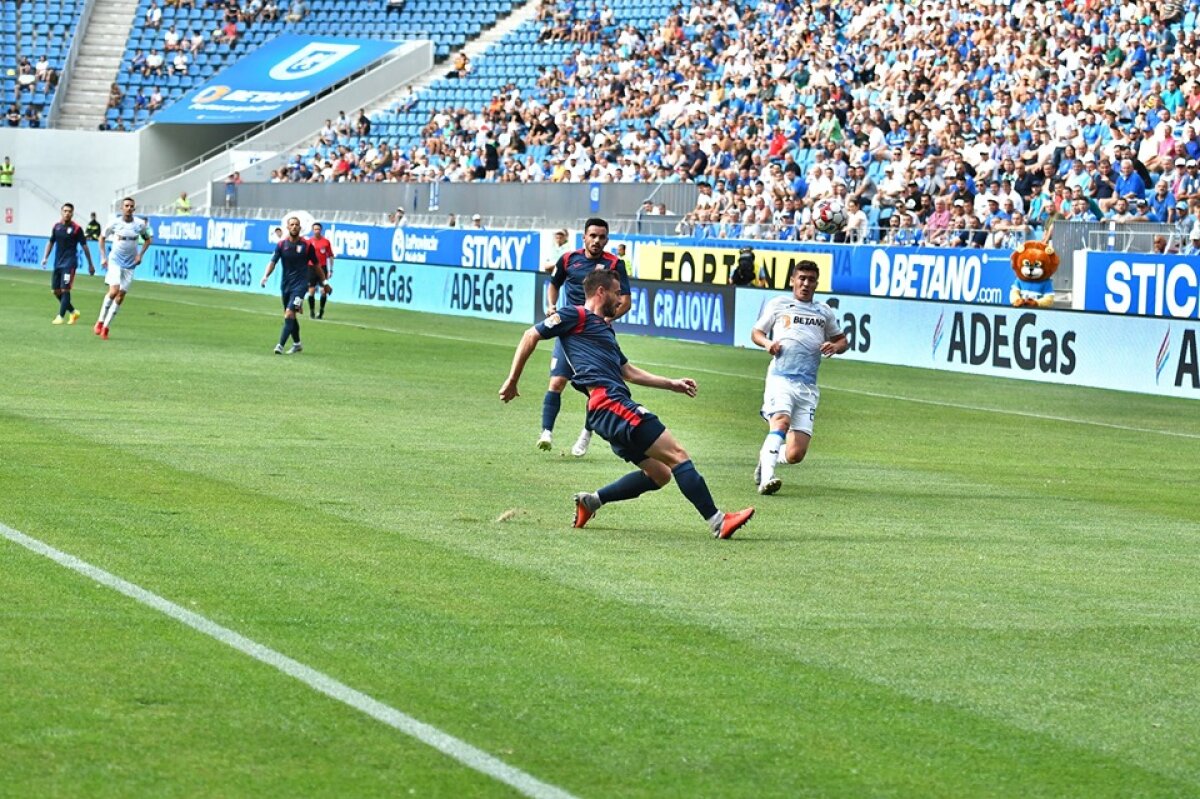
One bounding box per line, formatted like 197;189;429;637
624;236;1010;304
1076;251;1200;320
734;289;1200;399
147;215;543;271
6;234;45;269
533;275;733;345
636;242;834;292
153;36;401;124
839;246;1012;305
7;237;535;323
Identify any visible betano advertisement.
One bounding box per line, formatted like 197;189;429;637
1077;251;1200;320
631;239;1011;304
734;288;1199;398
154;36;401;124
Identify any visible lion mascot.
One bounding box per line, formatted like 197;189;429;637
1010;240;1059;308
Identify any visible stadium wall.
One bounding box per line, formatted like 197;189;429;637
7;223;1196;400
222;181;698;224
0;129;141;236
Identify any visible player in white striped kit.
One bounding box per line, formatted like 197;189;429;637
749;260;848;495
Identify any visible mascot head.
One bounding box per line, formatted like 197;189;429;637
1011;240;1060;282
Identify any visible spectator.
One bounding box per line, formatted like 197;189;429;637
471;213;484;228
261;0;279;21
145;0;163;29
286;0;307;23
174;191;192;215
144;49;165;77
164;24;180;51
170;50;189;76
85;212;102;240
224;172;241;209
107;83;124;110
134;87;149;110
391;206;406;226
148;86;164;111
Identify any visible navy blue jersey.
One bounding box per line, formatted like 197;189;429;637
48;221;86;269
271;238;317;293
536;304;630;397
549;249;631;307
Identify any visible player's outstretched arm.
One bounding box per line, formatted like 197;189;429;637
622;363;697;397
499;327;544;402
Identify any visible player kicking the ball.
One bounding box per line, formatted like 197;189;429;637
750;260;848;495
500;269;753;540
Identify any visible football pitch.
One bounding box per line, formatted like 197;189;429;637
2;264;1198;797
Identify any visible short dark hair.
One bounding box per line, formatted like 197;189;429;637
793;259;820;278
583;268;619;296
62;202;74;211
583;217;609;231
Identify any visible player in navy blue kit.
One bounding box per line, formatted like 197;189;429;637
41;203;95;325
538;217;631;457
260;216;324;355
501;269;754;540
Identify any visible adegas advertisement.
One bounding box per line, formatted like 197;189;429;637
1079;252;1200;320
636;242;833;291
352;259;533;322
734;287;1198;398
7;234;46;268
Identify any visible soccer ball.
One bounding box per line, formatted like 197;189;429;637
812;199;847;234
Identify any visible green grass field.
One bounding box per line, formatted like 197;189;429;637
2;264;1198;798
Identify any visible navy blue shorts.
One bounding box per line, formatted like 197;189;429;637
281;286;306;312
585;388;666;464
549;338;574;379
51;266;76;291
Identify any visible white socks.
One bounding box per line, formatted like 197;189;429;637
97;296;112;323
758;430;786;485
103;300;120;326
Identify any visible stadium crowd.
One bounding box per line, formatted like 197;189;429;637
268;0;1200;245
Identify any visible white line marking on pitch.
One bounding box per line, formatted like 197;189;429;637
0;521;578;799
7;271;1194;442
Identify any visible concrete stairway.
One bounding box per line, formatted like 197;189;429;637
57;0;140;131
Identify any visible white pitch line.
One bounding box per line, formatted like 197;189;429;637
0;521;578;799
6;270;1195;441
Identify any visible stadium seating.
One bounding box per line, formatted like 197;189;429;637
109;0;522;130
0;0;84;127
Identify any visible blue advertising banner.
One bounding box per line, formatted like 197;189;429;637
838;246;1013;305
615;278;734;345
1080;251;1200;320
147;216;543;272
154;36;400;124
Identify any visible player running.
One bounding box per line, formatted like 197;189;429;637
750;260;848;495
41;202;95;324
539;217;631;456
306;221;334;319
501;269;754;540
95;197;153;340
261;216;323;354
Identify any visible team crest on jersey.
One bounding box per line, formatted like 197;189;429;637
545;313;561;327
